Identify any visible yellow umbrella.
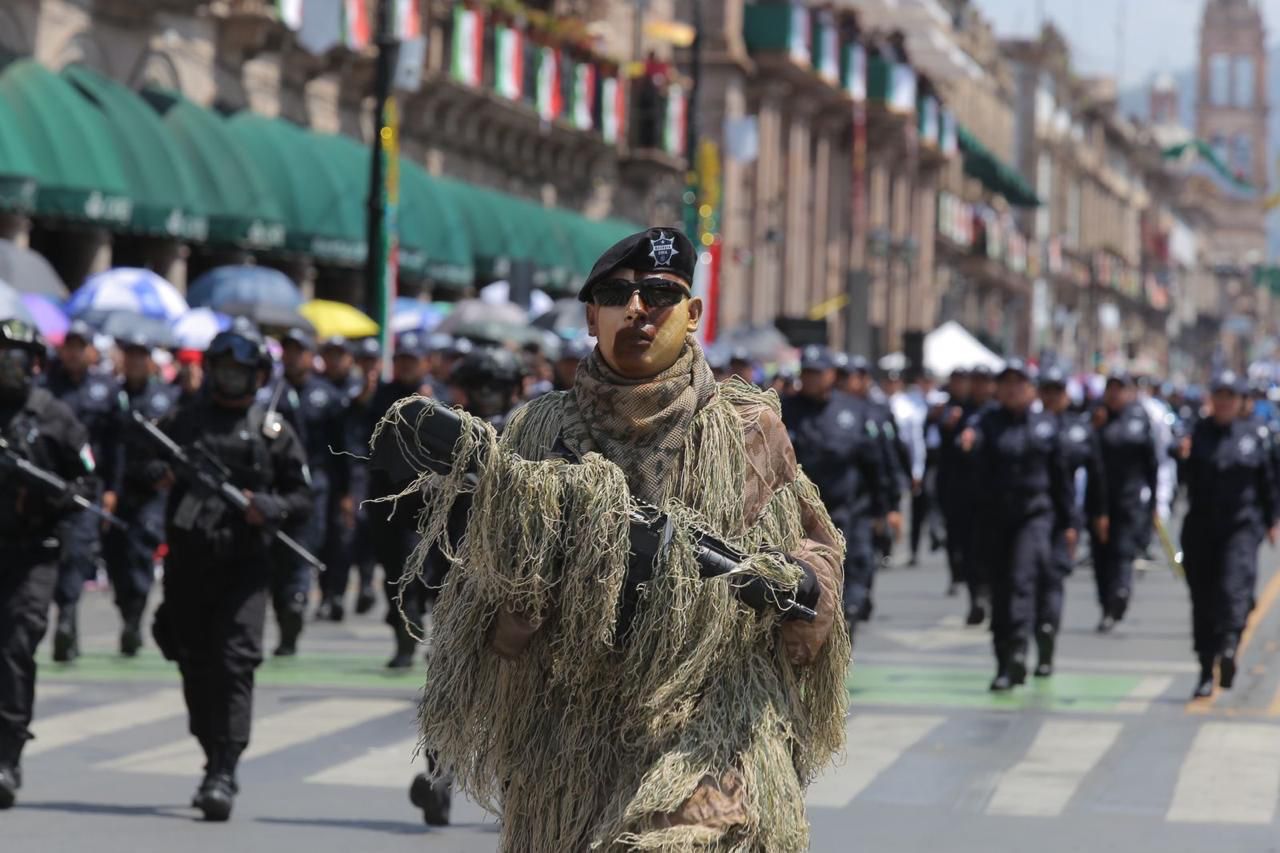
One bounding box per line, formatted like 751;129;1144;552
299;299;379;339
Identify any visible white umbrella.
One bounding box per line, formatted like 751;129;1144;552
172;308;231;351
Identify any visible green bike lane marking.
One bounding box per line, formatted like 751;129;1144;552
46;652;1150;713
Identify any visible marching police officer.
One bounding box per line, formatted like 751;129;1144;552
1178;371;1279;699
1092;372;1159;632
1037;366;1106;676
262;327;349;643
963;361;1075;691
347;337;383;615
366;332;435;668
0;318;96;809
446;345;525;431
843;356;905;594
149;322;311;821
104;330;179;656
781;345;889;644
316;335;363;616
41;320;119;662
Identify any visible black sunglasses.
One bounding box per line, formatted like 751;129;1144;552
592;277;690;309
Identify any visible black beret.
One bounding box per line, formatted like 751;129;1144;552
578;227;698;302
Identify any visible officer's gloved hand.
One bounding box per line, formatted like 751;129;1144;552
246;492;287;527
783;554;821;618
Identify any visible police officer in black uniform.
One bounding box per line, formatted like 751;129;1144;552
149;322;311;821
259;326;349;643
104;329;179;656
316;335;363;615
782;345;888;643
937;368;975;603
366;331;435;668
964;361;1075;691
41;320;119;662
1037;366;1106;676
347;337;383;615
1178;371;1279;699
844;356;905;598
0;318;96;809
552;336;593;392
1092;372;1159;632
446;345;525;431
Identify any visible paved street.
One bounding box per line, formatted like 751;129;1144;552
7;540;1280;853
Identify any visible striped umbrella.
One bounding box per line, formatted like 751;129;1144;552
66;267;188;322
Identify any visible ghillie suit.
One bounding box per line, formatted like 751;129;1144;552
374;343;849;852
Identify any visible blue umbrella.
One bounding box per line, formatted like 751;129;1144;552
66;268;188;322
391;297;451;333
187;265;302;312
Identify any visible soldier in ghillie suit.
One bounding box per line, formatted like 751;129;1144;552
374;228;849;851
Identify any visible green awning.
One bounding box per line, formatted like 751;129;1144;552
142;88;285;249
0;94;36;212
63;66;208;240
957;125;1040;208
399;161;475;288
226;114;367;265
0;59;132;224
548;211;639;279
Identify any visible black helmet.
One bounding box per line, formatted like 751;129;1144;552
0;317;45;353
449;345;524;388
207;321;268;369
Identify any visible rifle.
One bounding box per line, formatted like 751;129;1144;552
0;437;127;531
370;398;817;623
130;410;326;572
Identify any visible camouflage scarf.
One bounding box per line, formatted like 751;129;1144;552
561;336;717;504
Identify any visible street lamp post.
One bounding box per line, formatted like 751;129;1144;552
366;0;400;372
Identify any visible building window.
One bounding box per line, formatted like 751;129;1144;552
1066;181;1081;248
1234;55;1254;107
1233;133;1253;181
1210;53;1231;106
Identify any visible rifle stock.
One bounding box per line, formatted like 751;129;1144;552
0;437;127;530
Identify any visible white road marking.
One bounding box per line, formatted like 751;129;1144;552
1168;723;1280;824
305;737;421;788
33;683;77;702
28;689;186;757
99;697;411;776
986;720;1122;817
806;714;944;808
1115;676;1175;714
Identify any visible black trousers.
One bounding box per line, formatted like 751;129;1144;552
0;549;57;753
942;495;978;592
371;513;428;634
318;486;356;601
910;469;940;559
988;513;1053;656
1182;521;1260;660
838;513;876;622
1039;528;1072;634
154;554;268;760
1093;509;1144;616
272;471;329;619
54;508;99;610
102;493;166;620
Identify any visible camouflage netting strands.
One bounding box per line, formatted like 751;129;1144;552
373;381;849;852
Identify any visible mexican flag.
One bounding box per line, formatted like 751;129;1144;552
600;76;625;145
788;4;811;66
816;18;838;83
664;84;686;157
276;0;304;30
842;43;866;102
395;0;421;38
343;0;371;50
572;63;595;130
493;24;523;100
536;46;561;121
451;6;484;87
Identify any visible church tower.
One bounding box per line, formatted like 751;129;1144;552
1196;0;1269;262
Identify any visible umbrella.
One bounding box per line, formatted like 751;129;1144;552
392;297;451;333
0;239;68;299
437;299;528;335
0;279;36;326
531;298;589;338
83;310;177;349
187;265;302;312
66;268;188;323
20;294;69;345
716;324;795;364
172;307;231;351
450;319;544;348
300;299;379;339
220;301;314;334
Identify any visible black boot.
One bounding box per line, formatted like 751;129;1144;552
387;620;416;670
1096;613;1116;634
966;595;988;626
0;733;25;810
194;744;241;821
1192;656;1215;699
1008;643;1028;686
1219;634;1240;690
274;604;305;657
409;772;452;826
1034;625;1056;678
355;584;376;615
53;604;79;663
990;653;1013;692
120;601;144;657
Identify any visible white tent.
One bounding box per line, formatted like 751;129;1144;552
924;321;1003;376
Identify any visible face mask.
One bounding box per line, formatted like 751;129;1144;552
0;348;33;402
210;361;256;400
467;383;515;419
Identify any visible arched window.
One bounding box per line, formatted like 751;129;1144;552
1234;55;1254;107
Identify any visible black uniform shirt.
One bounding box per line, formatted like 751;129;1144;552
116;378;180;499
781;390;888;523
1097;402;1159;519
1184;417;1278;534
0;388;94;541
1055;411;1108;527
969;406;1074;528
42;361;119;495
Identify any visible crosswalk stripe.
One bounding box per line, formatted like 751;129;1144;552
98;697;410;776
1167;722;1280;824
806;714;944;808
305;737;421;788
1115;676;1175;714
33;684;77;702
986;720;1122;817
28;689;186;757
